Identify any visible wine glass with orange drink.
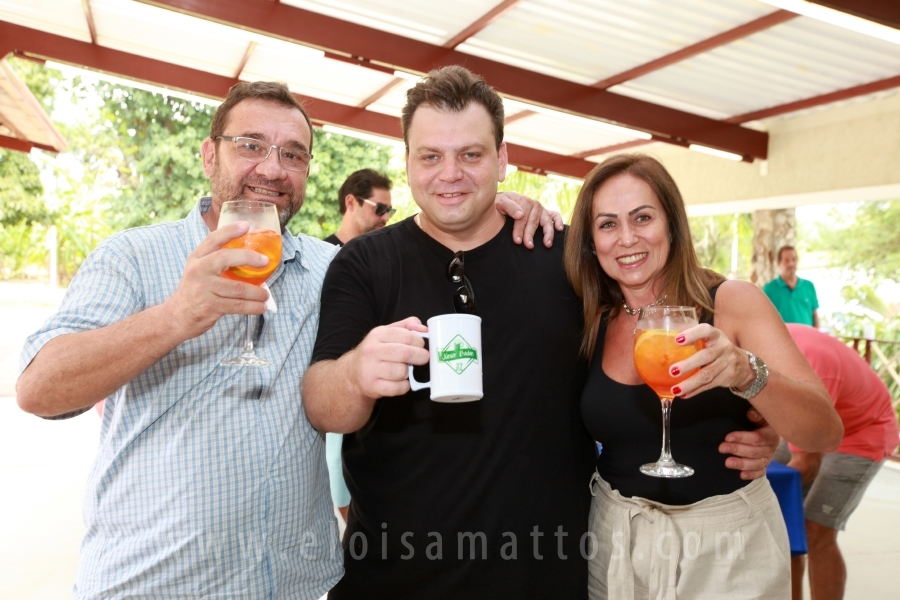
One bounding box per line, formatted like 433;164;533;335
633;305;705;477
218;200;282;366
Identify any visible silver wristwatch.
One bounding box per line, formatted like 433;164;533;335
729;350;769;400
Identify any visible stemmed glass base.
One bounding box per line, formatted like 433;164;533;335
640;461;694;478
222;314;271;367
640;397;694;478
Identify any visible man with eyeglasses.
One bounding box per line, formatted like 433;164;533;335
325;169;395;247
17;81;347;599
303;66;779;599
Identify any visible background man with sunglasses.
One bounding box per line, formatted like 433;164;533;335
303;66;779;599
325;169;395;246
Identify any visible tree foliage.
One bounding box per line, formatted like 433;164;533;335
810;200;900;284
0;149;46;227
689;213;753;279
498;170;580;222
97;84;214;229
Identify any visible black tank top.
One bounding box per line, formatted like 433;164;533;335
580;286;753;505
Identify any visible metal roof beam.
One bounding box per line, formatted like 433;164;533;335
443;0;523;49
137;0;769;160
724;74;900;123
81;0;99;45
0;22;239;100
593;10;798;89
0;21;596;178
0;133;58;154
808;0;900;30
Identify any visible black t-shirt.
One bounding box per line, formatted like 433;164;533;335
312;217;595;600
580;287;753;505
323;233;343;246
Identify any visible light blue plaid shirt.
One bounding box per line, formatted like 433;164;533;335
21;201;342;599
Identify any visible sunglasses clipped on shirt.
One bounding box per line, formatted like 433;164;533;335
362;198;396;218
446;251;477;315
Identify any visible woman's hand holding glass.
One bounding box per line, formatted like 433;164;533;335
633;305;702;477
662;323;754;400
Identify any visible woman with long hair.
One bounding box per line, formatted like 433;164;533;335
564;154;842;599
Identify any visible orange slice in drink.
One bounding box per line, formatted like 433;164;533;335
221;230;282;285
634;329;703;398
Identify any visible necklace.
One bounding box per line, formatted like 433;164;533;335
623;295;666;316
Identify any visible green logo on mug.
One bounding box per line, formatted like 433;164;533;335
438;335;479;374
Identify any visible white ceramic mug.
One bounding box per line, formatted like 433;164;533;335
408;314;483;402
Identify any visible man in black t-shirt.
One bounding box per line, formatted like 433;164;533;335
305;66;594;599
304;66;778;599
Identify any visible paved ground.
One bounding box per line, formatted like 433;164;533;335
1;280;898;599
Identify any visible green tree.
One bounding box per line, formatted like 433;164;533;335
689;213;753;279
95;83;214;229
0;58;52;278
810;200;900;284
499;170;580;223
0;149;46;227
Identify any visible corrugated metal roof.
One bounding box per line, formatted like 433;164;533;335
459;0;774;84
286;0;493;45
0;0;898;172
613;14;900;119
0;0;90;43
0;59;66;151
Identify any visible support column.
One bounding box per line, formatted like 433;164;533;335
750;208;795;287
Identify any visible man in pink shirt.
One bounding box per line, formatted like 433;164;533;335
776;324;899;600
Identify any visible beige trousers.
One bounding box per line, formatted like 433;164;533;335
587;474;790;600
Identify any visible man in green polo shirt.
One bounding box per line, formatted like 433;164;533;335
763;245;820;327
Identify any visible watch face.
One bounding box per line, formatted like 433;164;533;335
731;351;768;400
753;355;769;378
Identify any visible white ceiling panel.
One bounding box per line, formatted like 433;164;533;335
246;52;399;108
90;0;253;78
504;103;648;156
365;78;417;117
458;0;773;84
0;0;91;43
614;14;900;118
283;0;490;45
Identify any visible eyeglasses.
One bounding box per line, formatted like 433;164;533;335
362;198;396;218
216;136;313;172
446;251;477;315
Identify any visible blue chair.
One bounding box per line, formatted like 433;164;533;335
767;462;808;557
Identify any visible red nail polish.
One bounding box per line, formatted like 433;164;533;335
675;335;685;344
670;366;680;376
672;386;682;396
